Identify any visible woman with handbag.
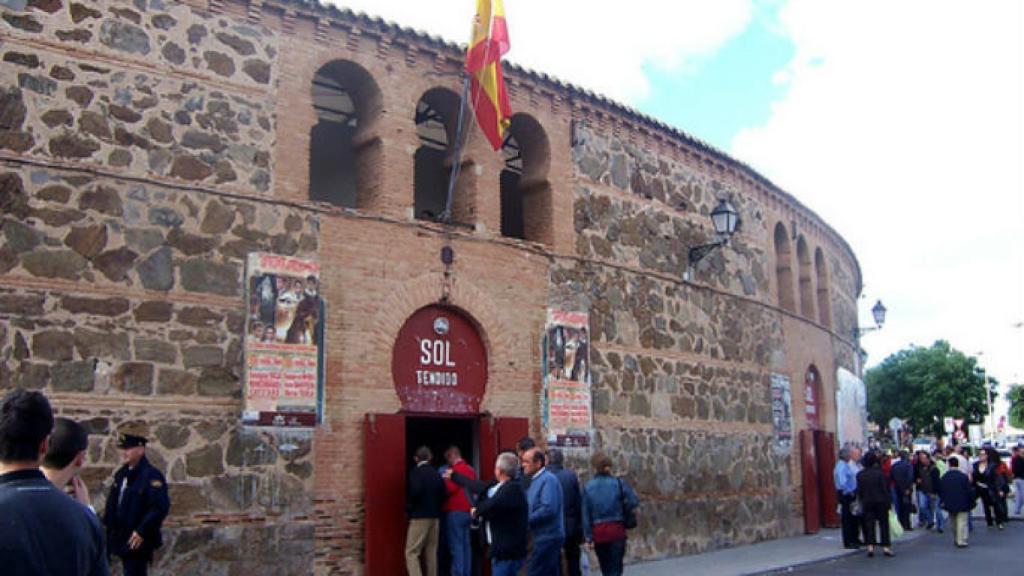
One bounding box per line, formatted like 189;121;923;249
581;453;639;576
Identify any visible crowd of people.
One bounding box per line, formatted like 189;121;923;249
834;442;1024;555
404;437;640;576
0;389;171;576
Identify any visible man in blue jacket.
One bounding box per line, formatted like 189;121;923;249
939;457;974;547
548;448;583;576
522;447;565;576
103;429;170;576
0;389;108;576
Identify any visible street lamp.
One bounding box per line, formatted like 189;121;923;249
684;199;740;281
853;299;887;338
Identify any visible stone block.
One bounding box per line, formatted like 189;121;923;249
134;300;173;322
33;330;75;361
180;260;240;297
113;362;154;395
135;338;177;364
0;293;44;316
156;368;197;396
74;329;130;360
63;224;108;259
183;346;223;369
50;360;95;392
137;247;174;291
226;429;276;467
93;247;138;281
197;367;238;397
168;483;208;518
154;422;191;449
22;250;87;279
60;295;129;316
185;444;224;477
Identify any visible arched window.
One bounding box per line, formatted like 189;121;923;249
773;223;796;312
796;236;815;319
308;60;382;209
815;248;831;328
500;114;552;244
414;88;474;223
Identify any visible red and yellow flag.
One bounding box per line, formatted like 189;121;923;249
466;0;512;150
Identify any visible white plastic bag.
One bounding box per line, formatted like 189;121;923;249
580;550;591;576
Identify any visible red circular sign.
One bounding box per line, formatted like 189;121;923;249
391;306;487;414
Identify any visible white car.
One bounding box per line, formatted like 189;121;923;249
911;437;934;453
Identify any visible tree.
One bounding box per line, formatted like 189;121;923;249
865;340;993;437
1008;384;1024;430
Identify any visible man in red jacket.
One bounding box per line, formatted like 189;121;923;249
444;446;477;576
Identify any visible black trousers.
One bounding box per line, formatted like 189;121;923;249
977;487;995;525
896;490;913;529
561;537;581;576
862;503;891;547
991;490;1009;524
119;553;149;576
838;492;861;547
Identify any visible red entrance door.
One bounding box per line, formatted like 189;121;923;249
815;431;839;528
364;413;529;575
364;413;407;576
800;429;821;533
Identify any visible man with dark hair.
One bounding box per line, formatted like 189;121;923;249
42;417;93;510
890;450;914;530
940;456;975;547
1011;444;1024;516
522;447;565;576
406;446;446;576
0;389;108;575
547;448;583;576
104;428;170;576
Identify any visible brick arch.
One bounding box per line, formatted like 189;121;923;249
368;272;515;405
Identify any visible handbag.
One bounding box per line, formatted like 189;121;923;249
888;509;904;539
617;478;638;529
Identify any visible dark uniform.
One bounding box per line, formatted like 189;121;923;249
0;469;109;576
103;435;170;576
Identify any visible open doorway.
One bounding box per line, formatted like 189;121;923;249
405;416;478;576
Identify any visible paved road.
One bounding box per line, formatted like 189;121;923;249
785;522;1022;575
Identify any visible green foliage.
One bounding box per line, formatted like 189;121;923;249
864;340;992;437
1007;384;1024;430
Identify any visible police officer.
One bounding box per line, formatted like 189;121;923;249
103;430;170;576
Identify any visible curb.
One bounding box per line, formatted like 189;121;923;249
749;530;927;576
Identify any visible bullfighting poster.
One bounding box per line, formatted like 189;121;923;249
836;367;867;447
242;253;324;427
770;373;793;454
542;310;592;447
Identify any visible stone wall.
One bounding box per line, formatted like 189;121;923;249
559;121;854;559
1;0;276;193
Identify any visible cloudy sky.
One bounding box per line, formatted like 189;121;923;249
326;0;1024;426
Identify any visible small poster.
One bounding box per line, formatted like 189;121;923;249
543;310;592;447
242;253;324;427
770;373;793;454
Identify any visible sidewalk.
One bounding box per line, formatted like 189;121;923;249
627;527;924;576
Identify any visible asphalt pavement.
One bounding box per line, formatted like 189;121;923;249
782;522;1022;575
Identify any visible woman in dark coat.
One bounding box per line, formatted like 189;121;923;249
856;451;894;557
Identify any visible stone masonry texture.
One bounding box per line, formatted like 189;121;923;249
0;1;862;575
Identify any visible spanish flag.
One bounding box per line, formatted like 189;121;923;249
466;0;512;150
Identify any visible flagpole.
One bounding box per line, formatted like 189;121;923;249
440;74;471;223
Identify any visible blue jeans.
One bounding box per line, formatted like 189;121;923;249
527;537;563;576
917;492;944;530
492;558;525;576
445;511;472;576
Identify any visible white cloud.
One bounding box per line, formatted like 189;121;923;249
323;0;754;102
731;1;1024;419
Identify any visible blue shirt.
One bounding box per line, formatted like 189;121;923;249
581;474;640;541
834;460;856;495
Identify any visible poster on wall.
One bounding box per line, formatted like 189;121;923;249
542;310;592;447
242;253;324;427
836;367;867;447
770;373;793;454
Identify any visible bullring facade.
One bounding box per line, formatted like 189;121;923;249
0;0;862;574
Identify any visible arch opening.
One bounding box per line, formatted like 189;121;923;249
308;60;383;209
815;248;832;328
797;236;815;320
774;223;796;312
500;113;552;244
414;88;475;224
